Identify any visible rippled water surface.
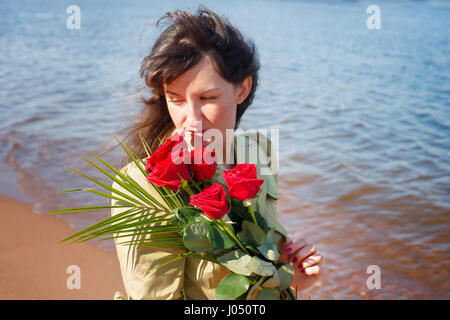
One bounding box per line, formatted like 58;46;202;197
0;0;449;299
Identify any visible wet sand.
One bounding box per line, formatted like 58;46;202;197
0;194;126;299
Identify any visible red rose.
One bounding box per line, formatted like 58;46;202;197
145;130;184;172
146;154;191;191
189;183;229;220
145;131;191;191
222;163;264;201
188;147;217;181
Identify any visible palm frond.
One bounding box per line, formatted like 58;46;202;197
61;207;180;244
57;207;141;243
48;205;131;214
112;135;147;177
53;135;187;251
87;151;169;211
78;153;164;210
84;188;147;208
112;135;183;211
65;166;151;209
139;132;153;158
56;188;84;194
115;239;185;247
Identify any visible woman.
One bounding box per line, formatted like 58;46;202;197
110;6;322;300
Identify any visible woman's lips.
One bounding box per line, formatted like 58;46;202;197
187;130;211;147
188;129;208;136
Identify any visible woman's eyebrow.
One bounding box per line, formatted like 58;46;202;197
165;87;222;96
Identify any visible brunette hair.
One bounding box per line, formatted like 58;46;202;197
103;5;260;168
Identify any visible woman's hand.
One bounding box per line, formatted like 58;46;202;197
278;236;323;292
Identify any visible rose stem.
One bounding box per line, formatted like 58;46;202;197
216;219;249;255
243;200;257;225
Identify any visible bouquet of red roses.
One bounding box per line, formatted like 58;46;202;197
49;131;296;300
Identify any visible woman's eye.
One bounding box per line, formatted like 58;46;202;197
168;99;183;104
168;97;216;104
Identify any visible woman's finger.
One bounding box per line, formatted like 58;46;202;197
284;238;307;255
283;237;293;248
296;253;322;270
303;265;320;276
295;243;316;262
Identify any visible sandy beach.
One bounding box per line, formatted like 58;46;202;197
0;194;126;300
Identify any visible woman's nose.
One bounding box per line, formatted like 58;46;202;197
185;101;203;128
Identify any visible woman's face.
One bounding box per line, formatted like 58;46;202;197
163;54;251;153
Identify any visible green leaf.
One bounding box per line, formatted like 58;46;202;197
77;218;179;242
112;135;146;177
74;155;158;209
56;188;84;194
172;207;205;230
257;242;280;261
150;255;184;271
278;263;295;290
257;287;280;300
216;250;253;276
115;240;185;247
84;188;145;207
182;251;219;264
183;222;213;252
51;134;192;248
245;244;260;255
57;207;141;243
228;199;268;231
265;229;275;243
262;270;280;288
215;273;251;300
48;205;131;214
245;276;267;300
139;132;153;159
208;225;236;249
245;256;276;276
237;220;266;246
110;136;175;210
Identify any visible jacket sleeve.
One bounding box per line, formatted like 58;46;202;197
110;160;187;300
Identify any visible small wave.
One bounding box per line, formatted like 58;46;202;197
327;162;347;173
0;135;24;170
279;173;319;187
0;132;62;214
13;116;46;126
336;184;383;203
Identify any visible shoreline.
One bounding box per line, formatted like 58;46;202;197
0;194;126;299
0;158;36;205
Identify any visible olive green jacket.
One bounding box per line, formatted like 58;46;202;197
111;131;287;300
